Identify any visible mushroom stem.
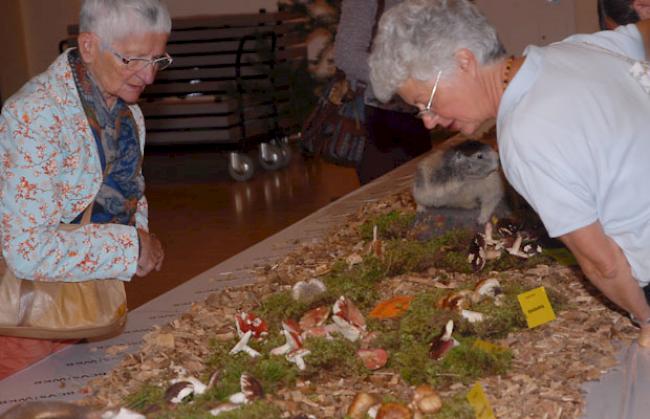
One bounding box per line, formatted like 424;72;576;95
229;330;260;358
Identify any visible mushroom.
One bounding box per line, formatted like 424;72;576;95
495;218;520;237
270;320;303;356
346;392;378;419
473;278;503;304
505;232;541;258
230;312;268;358
299;306;330;330
292;278;327;303
410;384;443;415
375;402;413;419
209;402;240;416
460;309;485;323
301;324;338;340
369;225;384;259
229;330;261;358
234;311;268;339
228;373;264;404
437;290;473;311
101;407;147;419
164;381;195;404
468;233;486;272
357;348;389;370
286;347;311;370
429;320;460;360
332;296;367;341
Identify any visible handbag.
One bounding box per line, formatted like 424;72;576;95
300;0;386;167
300;71;368;166
0;204;128;340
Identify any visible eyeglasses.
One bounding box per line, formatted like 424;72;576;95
102;41;173;72
415;70;443;119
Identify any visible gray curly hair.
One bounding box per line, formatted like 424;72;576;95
369;0;505;102
79;0;171;44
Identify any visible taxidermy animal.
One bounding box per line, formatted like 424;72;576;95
412;140;504;224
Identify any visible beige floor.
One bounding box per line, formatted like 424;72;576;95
126;145;360;309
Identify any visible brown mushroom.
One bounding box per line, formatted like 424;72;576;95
411;384;442;415
346;392;378;419
375;402;413;419
228;373;264;404
357;348;389;370
299;306;330;330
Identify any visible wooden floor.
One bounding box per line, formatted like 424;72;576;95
126;145;360;309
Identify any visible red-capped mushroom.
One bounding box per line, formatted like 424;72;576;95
299;306;331;330
270;320;303;356
286;347;311;370
332;296;367;342
357;348;389;370
234;312;268;339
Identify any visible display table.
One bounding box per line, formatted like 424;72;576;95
0;151;648;418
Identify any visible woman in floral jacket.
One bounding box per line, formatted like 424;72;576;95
0;0;169;377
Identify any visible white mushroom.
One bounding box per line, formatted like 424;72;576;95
473;278;503;304
164;381;195;404
461;309;485;323
101;408;146;419
286;347;311;370
229;330;261;358
209;402;240;416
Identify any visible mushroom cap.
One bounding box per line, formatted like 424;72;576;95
474;278;502;299
240;373;264;401
357;348;389;370
332;296;366;341
164;381;194;404
234;312;268;339
412;384;436;402
375;402;413;419
346;392;378;419
299;306;331;330
429;320;459;360
416;394;442;414
437;291;472;311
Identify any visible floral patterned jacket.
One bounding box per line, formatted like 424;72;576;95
0;51;147;282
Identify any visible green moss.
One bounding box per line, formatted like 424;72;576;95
323;257;384;310
151;400;283;419
124;383;164;412
304;336;365;376
359;210;416;241
432;392;475;419
257;291;308;329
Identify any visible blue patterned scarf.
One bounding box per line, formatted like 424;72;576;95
68;49;144;226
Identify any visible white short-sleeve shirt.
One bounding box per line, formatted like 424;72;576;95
497;25;650;285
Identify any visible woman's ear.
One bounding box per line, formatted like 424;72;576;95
454;48;479;77
77;32;98;63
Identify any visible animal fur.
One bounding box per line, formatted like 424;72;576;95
412;140;504;224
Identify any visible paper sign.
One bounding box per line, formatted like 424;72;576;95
473;339;507;354
517;286;556;328
467;382;496;419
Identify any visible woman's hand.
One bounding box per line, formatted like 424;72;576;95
136;229;164;277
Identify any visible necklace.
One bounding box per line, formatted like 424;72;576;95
502;55;515;91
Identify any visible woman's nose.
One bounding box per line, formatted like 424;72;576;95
422;113;439;130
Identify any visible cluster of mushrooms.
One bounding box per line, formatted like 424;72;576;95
468;219;543;272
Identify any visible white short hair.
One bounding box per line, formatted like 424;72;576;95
369;0;505;102
79;0;171;44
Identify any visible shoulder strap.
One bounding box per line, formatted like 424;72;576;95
367;0;386;53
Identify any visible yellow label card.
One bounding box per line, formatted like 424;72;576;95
467;382;496;419
517;286;556;328
473;339;507;354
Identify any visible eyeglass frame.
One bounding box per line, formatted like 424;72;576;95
415;70;443;119
100;40;173;72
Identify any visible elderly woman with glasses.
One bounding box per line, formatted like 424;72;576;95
369;0;650;346
0;0;169;375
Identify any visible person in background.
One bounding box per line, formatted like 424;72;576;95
369;0;650;346
0;0;169;378
334;0;433;185
598;0;650;29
